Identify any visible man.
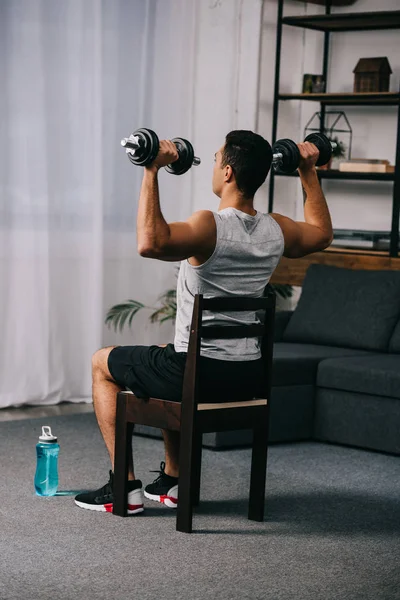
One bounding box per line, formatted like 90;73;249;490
75;130;333;514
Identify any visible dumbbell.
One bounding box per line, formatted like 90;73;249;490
272;133;336;174
121;128;201;175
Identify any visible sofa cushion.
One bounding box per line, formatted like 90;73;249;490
272;342;372;386
388;319;400;353
314;388;400;454
282;264;400;352
274;311;294;342
317;354;400;399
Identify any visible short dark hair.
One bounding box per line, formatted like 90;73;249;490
221;130;272;198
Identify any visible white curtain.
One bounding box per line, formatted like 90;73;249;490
0;0;264;409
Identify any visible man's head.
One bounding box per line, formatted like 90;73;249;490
212;130;272;199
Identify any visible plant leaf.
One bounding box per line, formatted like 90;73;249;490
150;300;177;324
105;300;146;332
157;289;177;303
270;284;294;300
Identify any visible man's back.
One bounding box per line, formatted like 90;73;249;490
174;207;284;361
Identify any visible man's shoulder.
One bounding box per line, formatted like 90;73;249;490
186;210;217;238
188;210;216;225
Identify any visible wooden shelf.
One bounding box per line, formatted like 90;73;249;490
324;247;389;256
282;10;400;32
270;251;400;287
274;169;395;182
278;92;400;106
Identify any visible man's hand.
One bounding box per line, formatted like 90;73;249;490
297;141;319;173
147;140;179;172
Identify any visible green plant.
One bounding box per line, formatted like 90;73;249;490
105;284;293;332
329;136;346;160
105;290;177;332
273;283;293;301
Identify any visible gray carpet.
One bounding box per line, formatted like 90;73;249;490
1;412;400;600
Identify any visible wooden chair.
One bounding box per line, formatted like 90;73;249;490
113;287;276;533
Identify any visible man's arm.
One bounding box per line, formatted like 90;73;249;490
136;142;216;262
300;164;333;243
271;142;333;258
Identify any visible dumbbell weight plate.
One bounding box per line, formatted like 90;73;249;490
164;138;195;175
304;133;332;167
273;138;300;174
127;128;159;167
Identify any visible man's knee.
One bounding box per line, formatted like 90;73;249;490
92;346;117;375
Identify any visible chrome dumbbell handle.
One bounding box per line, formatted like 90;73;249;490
121;136;141;152
192;157;201;167
272;152;283;165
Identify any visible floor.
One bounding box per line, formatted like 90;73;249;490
0;401;94;422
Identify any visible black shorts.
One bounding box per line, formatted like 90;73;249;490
108;343;265;403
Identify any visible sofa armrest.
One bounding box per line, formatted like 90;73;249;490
274;310;294;342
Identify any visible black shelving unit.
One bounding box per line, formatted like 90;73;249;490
275;170;395;182
269;2;400;258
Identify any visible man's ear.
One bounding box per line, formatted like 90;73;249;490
224;164;234;182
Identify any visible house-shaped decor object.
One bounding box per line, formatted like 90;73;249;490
353;57;392;93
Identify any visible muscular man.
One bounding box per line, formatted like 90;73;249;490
75;130;333;514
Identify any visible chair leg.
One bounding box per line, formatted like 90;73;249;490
176;424;197;533
191;431;202;507
248;424;269;522
113;396;132;517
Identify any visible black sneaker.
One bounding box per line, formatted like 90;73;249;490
75;470;144;514
144;461;178;508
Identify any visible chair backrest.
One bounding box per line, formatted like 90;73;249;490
181;286;277;416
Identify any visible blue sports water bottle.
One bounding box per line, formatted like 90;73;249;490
34;426;60;497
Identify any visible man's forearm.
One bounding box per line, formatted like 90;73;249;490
137;168;170;253
299;167;333;240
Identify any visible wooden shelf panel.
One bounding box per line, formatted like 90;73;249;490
279;92;400;106
270;251;400;287
324;247;388;256
274;169;395;182
282;10;400;32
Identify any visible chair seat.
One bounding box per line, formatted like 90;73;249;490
120;391;268;433
198;399;267;410
122;390;267;410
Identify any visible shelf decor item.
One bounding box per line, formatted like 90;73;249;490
353;57;392;93
302;74;325;93
339;159;395;174
304;110;351;169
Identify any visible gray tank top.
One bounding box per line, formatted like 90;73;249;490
174;207;285;361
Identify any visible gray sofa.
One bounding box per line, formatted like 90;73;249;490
134;264;400;455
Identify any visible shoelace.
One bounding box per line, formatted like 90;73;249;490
94;470;114;502
100;470;114;494
149;461;168;485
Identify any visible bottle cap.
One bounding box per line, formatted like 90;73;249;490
39;426;57;443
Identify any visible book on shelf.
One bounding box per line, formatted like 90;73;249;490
339;160;394;173
331;228;398;251
331;239;375;248
345;159;390;164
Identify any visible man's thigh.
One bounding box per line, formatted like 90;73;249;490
107;343;186;402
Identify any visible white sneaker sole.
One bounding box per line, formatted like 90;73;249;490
144;490;178;509
74;499;144;515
